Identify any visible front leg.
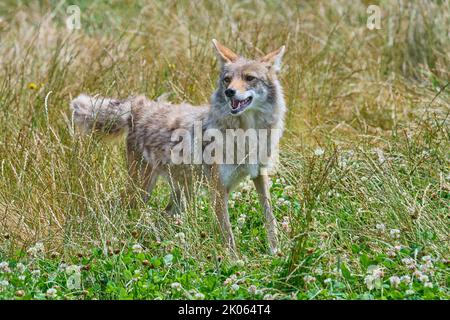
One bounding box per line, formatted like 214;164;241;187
253;174;278;254
210;166;237;256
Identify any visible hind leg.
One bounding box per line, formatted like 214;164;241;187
164;172;194;217
142;171;158;203
126;148;158;207
164;186;182;216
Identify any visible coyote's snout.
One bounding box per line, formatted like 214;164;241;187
70;40;287;256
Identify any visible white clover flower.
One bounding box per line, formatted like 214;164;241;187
332;267;342;276
27;247;37;257
313;267;323;276
241;180;253;193
58;263;68;272
364;265;384;289
223;274;237;286
174;232;186;244
247;285;263;296
387;250;396;258
303;275;316;283
412;270;422;278
282;185;295;197
18;275;26;281
65;265;81;274
247;285;258;295
131;243;143;254
230;283;240;292
281;216;290;233
174;232;185;239
372;268;384;280
400;275;411;284
324;278;333;284
389;276;400;288
405;289;415;295
276;198;290;206
375;224;386;233
46;287;57;298
421;255;432;262
16;263;26;273
373;148;386;164
0;261;11;273
389;229;400;239
27;242;45;258
35;242;44;251
170;282;182;291
133;269;141;280
418;274;429;283
235;259;245;267
314;147;325;156
31;269;41;277
231;192;242;200
0;280;9;292
424;282;433;288
364;275;375;290
394;245;402;252
173;214;183;226
237;214;247;228
194;292;205;299
402;257;415;268
419;263;433;273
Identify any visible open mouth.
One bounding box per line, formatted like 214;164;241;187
230;96;253;114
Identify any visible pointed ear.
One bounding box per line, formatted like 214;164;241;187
259;45;286;72
212;39;239;64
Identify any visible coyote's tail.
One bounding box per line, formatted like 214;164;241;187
70;94;132;136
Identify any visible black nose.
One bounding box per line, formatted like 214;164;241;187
225;88;236;97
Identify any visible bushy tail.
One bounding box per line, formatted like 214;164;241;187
70;94;132;136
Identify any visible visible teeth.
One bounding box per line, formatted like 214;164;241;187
231;97;251;111
238;98;248;107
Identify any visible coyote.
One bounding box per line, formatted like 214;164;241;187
70;40;286;255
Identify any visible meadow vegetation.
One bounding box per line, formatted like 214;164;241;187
0;0;449;299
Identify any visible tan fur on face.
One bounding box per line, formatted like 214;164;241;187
228;77;247;93
222;59;281;101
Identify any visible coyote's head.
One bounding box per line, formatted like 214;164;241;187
212;39;285;116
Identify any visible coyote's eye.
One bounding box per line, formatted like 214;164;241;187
223;76;231;84
244;75;256;82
